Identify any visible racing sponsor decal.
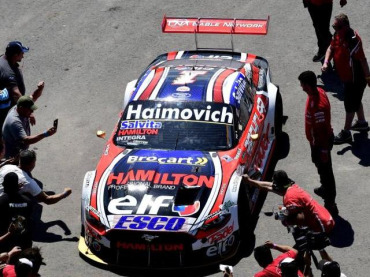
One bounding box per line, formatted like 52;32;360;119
220;200;235;212
114;215;195;232
171;92;191;99
107;170;214;188
127;155;208;166
152;184;176;190
117;129;159;136
176;86;190;92
125;103;233;124
244;96;267;154
206;235;235;256
172;201;200;216
116;135;146;142
221;155;233;162
86;206;101;218
108;194;173;215
231;74;246;106
120;120;162;130
254;123;271;170
207;224;234;244
116;241;184;252
189;54;233;60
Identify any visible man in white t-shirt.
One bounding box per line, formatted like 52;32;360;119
0;150;71;204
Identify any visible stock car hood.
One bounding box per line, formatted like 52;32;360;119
103;150;217;229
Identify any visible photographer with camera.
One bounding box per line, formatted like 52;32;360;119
253;241;304;277
243;170;334;234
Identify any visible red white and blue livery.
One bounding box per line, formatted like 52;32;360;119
79;16;282;268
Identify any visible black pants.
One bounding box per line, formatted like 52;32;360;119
307;2;333;54
311;140;336;204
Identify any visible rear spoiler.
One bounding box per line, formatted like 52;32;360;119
162;15;269;35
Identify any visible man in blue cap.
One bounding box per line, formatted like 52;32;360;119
0;41;45;135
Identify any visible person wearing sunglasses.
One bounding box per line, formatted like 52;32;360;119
322;13;370;144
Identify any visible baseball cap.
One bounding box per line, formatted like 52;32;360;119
272;170;294;191
17;96;38;110
319;260;341;277
6;41;29;53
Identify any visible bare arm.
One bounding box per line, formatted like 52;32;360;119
30;81;44;102
359;57;370;86
36;188;72;205
321;46;333;72
21;127;56;146
319;249;333;261
264;241;297;253
9;86;22;104
242;174;274;192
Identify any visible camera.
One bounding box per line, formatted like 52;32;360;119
11;215;26;234
293;227;331;251
274;206;288;221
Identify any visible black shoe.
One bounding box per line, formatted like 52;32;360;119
333;130;352;144
325;203;339;217
314;187;325;198
313;52;325;62
350;120;369;132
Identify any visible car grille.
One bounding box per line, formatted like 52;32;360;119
107;230;197;267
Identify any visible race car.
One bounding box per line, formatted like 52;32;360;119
79;16;283;268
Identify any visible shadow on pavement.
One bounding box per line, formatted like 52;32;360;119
336;132;370;166
317;69;344;101
31;203;79;243
329;215;354;248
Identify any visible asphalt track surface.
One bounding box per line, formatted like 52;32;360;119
1;0;370;276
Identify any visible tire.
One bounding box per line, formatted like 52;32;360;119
274;89;283;136
237;183;256;257
81;224;85;237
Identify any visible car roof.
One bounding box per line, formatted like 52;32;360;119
130;50;269;107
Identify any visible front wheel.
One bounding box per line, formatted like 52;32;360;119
274;89;283;136
238;183;256;257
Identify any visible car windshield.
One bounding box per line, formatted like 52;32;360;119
114;100;236;151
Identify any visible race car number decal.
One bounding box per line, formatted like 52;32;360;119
172;70;207;85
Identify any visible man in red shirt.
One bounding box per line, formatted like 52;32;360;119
243;171;334;234
298;71;338;216
254;241;304;277
303;0;346;62
322;13;370;144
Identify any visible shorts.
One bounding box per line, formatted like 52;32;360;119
343;79;367;113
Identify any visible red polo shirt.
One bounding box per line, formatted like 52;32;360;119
305;87;333;148
330;29;366;82
254;250;304;277
284;184;334;233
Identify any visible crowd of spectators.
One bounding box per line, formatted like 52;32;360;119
0;41;72;276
